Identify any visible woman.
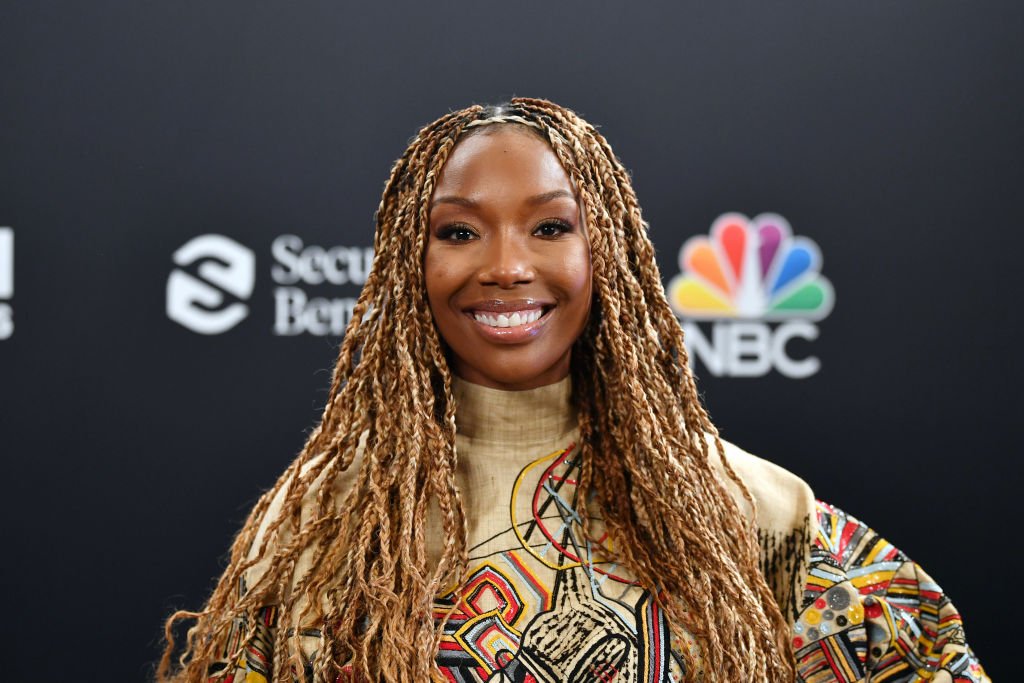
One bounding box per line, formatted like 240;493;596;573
158;99;988;682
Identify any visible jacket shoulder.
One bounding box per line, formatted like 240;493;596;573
716;438;815;533
710;436;819;620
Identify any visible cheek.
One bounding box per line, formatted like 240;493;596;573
423;253;451;307
423;252;464;348
564;245;593;318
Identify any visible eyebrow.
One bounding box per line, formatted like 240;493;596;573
430;189;576;209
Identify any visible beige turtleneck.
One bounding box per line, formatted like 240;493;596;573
450;376;582;562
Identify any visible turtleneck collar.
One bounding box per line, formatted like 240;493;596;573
452;375;577;447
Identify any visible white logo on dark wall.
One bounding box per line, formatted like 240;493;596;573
166;234;373;336
166;234;256;334
270;235;373;336
0;228;13;340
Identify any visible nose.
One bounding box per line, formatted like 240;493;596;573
477;233;535;288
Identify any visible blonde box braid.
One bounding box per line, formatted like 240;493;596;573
158;99;795;682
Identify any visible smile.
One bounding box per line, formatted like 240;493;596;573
472;308;544;328
461;300;555;343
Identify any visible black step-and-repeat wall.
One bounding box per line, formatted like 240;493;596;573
2;2;1019;680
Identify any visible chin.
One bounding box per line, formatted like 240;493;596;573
459;355;570;391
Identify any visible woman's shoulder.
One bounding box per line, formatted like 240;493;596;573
707;435;819;619
243;443;366;593
713;436;817;532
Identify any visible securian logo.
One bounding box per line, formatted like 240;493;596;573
166;234;256;334
668;213;834;378
0;227;12;340
166;233;372;337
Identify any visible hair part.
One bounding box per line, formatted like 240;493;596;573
158;99;796;682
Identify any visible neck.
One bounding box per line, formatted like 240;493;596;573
452;375;577;447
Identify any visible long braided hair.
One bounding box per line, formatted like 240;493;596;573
158;98;796;682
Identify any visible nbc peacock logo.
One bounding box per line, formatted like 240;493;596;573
667;213;834;378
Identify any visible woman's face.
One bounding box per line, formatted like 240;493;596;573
425;126;592;391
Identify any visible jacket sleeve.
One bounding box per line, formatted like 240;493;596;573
793;500;989;682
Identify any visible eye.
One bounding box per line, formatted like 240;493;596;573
533;219;572;238
437;224;478;242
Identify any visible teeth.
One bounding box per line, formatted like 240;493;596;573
473;308;544;328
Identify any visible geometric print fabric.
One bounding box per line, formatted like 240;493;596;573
795;501;988;682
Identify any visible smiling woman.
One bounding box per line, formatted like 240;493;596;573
425;126;592;390
157;100;989;683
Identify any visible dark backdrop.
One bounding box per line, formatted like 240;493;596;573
1;2;1020;681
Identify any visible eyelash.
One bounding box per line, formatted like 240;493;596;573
437;224;477;241
533;219;573;238
436;219;573;242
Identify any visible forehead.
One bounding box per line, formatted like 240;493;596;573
433;126;575;199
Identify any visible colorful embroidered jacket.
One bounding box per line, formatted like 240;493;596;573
211;378;988;682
